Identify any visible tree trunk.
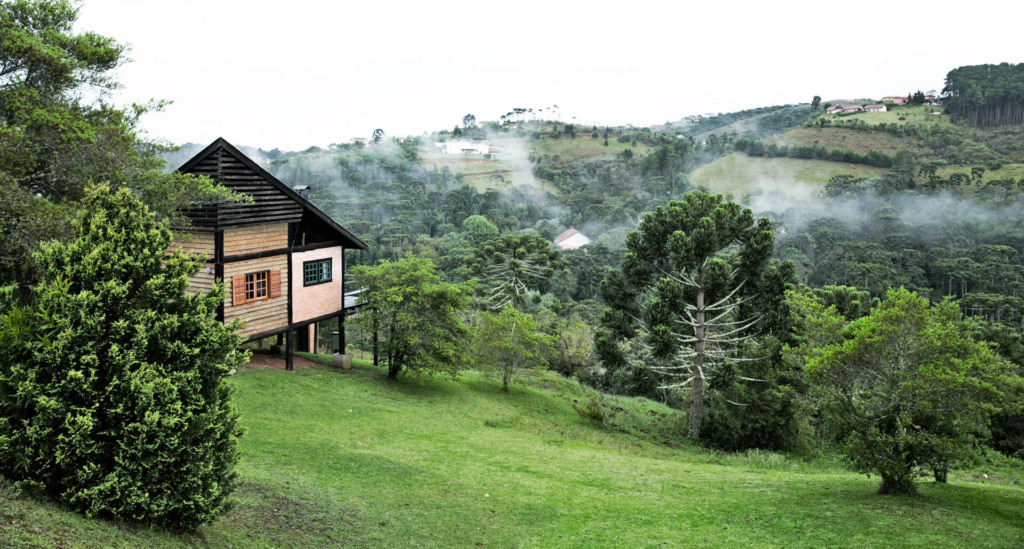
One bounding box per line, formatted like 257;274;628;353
372;312;379;366
933;467;948;483
689;286;706;440
879;472;917;495
387;350;402;378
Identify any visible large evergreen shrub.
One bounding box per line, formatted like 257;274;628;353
0;185;247;530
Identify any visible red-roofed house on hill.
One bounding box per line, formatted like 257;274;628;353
554;228;591;250
170;138;368;370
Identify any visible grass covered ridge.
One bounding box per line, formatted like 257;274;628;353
3;358;1023;547
690;153;888;197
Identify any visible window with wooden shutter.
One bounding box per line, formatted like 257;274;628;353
231;269;280;306
232;275;247;306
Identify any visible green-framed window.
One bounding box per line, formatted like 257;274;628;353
303;258;332;286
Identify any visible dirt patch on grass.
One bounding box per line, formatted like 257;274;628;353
214;481;358;547
242;353;321;370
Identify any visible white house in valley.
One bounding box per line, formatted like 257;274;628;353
554;228;591;250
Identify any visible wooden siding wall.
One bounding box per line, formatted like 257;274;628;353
224;256;289;338
181;147;303;228
167;231;216;294
189;264;216;295
167;230;215;259
224;223;288;256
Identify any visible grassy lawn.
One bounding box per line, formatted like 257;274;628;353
534;136;651;160
778;126;925;157
691;153;889;197
3;359;1023;547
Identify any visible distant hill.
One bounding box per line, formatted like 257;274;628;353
688;101;1024;197
658;104;815;139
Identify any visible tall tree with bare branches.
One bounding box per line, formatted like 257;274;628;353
597;192;786;439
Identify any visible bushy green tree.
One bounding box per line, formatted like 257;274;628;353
0;185;247;530
352;256;470;378
474;304;550;391
0;0;240;289
800;288;1021;495
462;214;499;244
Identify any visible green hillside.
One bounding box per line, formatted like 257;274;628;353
4;359;1022;548
690;153;889;197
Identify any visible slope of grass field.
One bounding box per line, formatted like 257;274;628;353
777;126;924;157
690;153;889;197
3;358;1023;548
533;134;652;161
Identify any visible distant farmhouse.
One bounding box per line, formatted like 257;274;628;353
880;93;941;106
554;228;591;250
826;103;864;114
436;139;490;155
826;103;887;114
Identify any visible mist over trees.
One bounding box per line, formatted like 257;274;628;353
254;98;1024;474
5;1;1023;513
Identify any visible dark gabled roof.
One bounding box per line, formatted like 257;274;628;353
177;137;368;250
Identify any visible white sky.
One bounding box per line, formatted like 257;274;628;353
74;0;1023;151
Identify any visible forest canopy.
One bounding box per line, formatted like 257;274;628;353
942;63;1024;127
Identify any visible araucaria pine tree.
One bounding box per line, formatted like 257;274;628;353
598;192;788;440
0;185;247;530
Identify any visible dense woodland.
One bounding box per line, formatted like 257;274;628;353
943;63;1024;127
1;0;1023;532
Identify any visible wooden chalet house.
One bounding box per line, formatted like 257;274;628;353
171;138;368;370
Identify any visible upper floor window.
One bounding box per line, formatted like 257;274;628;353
303;258;332;286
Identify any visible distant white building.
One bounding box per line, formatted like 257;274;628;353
863;104;887;112
554;228;591;250
436;139;490;154
826;103;865;114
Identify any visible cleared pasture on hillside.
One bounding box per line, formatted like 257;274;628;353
690;153;889;197
6;359;1020;548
